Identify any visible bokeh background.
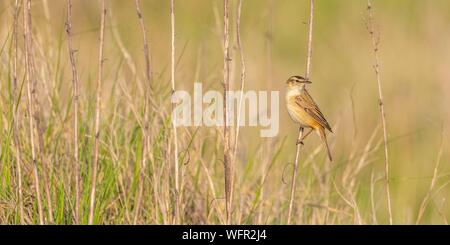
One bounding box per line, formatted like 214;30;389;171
0;0;449;224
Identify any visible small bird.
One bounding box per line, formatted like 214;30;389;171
285;75;333;161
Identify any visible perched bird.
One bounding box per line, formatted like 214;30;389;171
285;75;333;161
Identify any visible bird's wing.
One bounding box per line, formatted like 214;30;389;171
294;89;332;132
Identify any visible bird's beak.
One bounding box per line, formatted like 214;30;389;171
303;80;312;84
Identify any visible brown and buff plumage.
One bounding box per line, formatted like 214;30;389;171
286;75;333;161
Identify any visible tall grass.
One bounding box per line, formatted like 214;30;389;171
366;0;392;224
66;0;80;224
133;0;151;225
89;0;107;225
12;0;24;224
23;0;44;224
0;0;449;225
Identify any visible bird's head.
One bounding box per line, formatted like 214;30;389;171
286;75;312;88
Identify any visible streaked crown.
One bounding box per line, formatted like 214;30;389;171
286;75;312;87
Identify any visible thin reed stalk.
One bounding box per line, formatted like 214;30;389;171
222;0;233;225
170;0;181;224
366;0;393;224
305;0;314;81
287;0;314;225
23;0;44;225
287;128;304;224
12;0;24;224
370;171;378;224
233;0;245;172
133;0;152;224
89;0;107;225
66;0;80;224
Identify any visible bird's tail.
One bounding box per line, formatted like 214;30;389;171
319;128;333;162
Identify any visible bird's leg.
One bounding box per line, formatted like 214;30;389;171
296;128;313;145
301;128;314;141
296;127;304;145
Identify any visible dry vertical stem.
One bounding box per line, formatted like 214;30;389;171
13;0;25;224
366;0;393;224
232;0;245;221
222;0;233;225
287;128;304;224
133;0;152;224
89;0;107;225
370;171;378;225
233;0;245;170
66;0;81;224
287;0;314;225
170;0;181;224
305;0;314;81
23;0;44;225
